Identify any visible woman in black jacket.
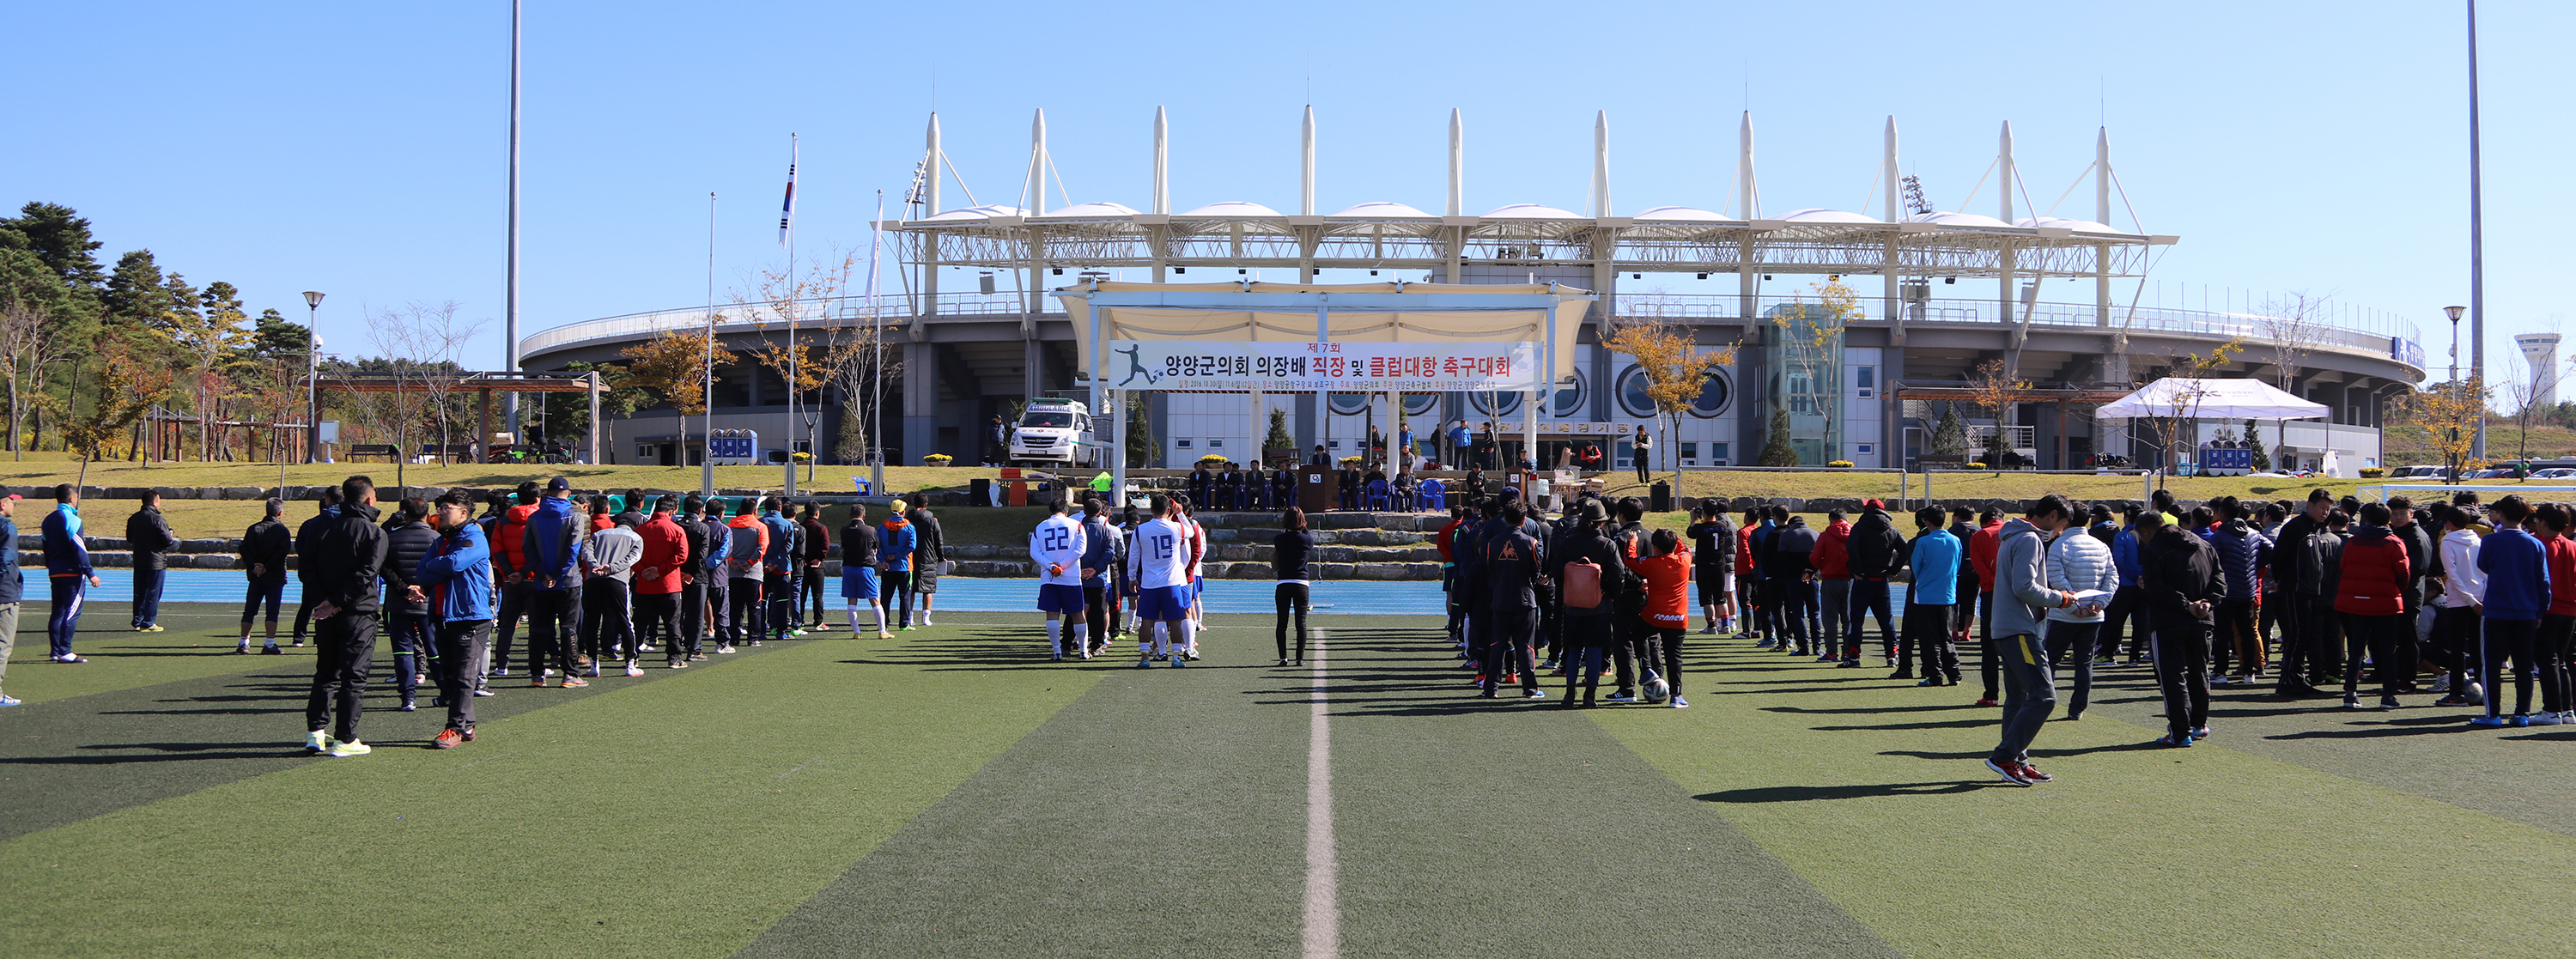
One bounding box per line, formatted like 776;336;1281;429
1273;508;1316;667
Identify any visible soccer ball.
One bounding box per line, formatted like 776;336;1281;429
1642;675;1671;704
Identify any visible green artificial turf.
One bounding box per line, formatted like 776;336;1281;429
0;602;318;704
0;613;1100;959
1589;641;2576;959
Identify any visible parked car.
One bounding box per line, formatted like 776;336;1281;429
2531;467;2576;480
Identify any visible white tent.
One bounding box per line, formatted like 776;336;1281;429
2095;377;2329;421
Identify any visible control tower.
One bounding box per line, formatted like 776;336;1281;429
2518;332;2561;407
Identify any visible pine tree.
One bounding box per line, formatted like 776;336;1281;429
1931;403;1968;458
2246;417;2272;472
1758;406;1798;466
1264;407;1293;464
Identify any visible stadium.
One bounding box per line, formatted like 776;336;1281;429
520;108;2428;475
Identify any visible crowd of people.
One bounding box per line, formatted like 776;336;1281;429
1423;483;2573;786
0;476;956;755
3;468;2566;792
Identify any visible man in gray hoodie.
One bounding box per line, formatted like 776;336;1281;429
1986;494;2085;786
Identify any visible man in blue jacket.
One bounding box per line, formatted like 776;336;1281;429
416;489;493;748
520;477;586;687
760;498;799;640
40;483;98;663
0;494;23;704
1900;507;1962;685
2475;495;2550;727
2099;507;2148;665
688;495;728;659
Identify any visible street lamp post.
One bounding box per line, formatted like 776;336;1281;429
2445;303;2466;483
302;291;325;473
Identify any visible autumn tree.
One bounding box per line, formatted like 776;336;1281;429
621;330;738;461
1604;313;1737;489
2401;374;2488;481
1967;359;2033;469
54;345;170;486
1769;280;1860;461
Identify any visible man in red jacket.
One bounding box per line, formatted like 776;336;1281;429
2530;503;2576;725
1735;512;1762;640
1809;508;1852;664
633;495;690;668
1968;508;2005;706
489;483;540;678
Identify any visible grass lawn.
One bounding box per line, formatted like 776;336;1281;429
9;601;2576;958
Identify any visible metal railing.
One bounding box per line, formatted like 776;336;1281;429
523;290;2423;366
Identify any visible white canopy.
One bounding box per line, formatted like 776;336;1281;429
2096;377;2329;420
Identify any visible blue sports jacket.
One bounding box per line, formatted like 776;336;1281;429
0;515;21;604
2477;527;2551;622
416;521;495;622
1908;530;1962;606
2111;525;2142;588
519;495;582;591
41;504;88;578
761;510;797;574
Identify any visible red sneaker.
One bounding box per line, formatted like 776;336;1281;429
2018;762;2054;783
432;729;464;750
1984;758;2031;786
1974;697;1999;707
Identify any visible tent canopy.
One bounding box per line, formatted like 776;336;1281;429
1053;281;1595;385
2096;377;2329;420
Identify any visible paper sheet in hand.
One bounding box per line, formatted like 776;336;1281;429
2068;589;2112;602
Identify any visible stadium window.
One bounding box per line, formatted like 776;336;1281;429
1855;366;1876;398
1176;439;1193;449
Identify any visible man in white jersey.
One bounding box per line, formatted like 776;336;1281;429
1126;494;1196;668
1176;495;1210;654
1030;498;1089;659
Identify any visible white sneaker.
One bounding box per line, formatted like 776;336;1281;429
304;730;331;752
1669;695;1692;708
2429;675;2454;694
326;739;372;757
716;644;737;654
920;616;935;626
2530;712;2567;726
624;661;644;677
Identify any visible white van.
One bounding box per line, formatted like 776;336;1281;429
1009;399;1097;467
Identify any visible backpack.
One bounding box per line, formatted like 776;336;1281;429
1563;556;1607;610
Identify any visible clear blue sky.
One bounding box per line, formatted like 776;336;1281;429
5;1;2567;395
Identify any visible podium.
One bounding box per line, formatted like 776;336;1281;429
1299;466;1333;513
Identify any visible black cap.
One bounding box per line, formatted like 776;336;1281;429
545;477;571;492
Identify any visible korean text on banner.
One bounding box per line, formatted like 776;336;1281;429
1106;340;1540;391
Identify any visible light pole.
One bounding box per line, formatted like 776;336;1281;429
2445;303;2466;483
302;291;325;471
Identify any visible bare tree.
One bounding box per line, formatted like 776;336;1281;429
0;299;76;460
371;302;484;465
2257;291;2329;396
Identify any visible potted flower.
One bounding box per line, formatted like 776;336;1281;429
1827;460;1855;469
922;453;953;466
2360;466;2385;478
1198;453;1229;464
1965;461;1987;470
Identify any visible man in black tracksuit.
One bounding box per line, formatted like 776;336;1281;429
2272;489;2341;697
1843;501;1905;665
1547;501;1627;706
677;495;715;659
1607;498;1658;701
290;487;343;646
378;499;440;712
1769;513;1820;657
2386;495;2435;689
301;478;388;755
125;492;176;631
1479;501;1546;700
2139;510;2225;746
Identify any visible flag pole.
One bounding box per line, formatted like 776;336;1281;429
702;191;717;497
781;133;799;495
868;191;886;498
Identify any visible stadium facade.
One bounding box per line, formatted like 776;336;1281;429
520;109;2427;474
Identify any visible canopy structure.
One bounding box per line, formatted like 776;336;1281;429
1051;281;1593;385
1050;280;1595;501
2096;377;2329;421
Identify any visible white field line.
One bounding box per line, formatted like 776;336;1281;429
1302;628;1340;959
